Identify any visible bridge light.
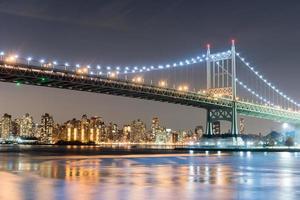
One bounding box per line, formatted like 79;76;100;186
132;76;144;83
27;57;32;65
97;65;101;69
158;80;167;88
178;85;189;92
282;123;289;129
5;54;18;63
109;72;117;79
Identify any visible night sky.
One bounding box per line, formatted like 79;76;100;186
1;0;300;134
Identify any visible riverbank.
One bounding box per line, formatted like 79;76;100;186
1;144;300;155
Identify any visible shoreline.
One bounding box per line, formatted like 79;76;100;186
0;144;300;155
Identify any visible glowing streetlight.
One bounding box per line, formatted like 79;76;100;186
76;67;88;75
5;54;18;63
109;72;117;79
27;57;32;65
158;80;168;87
132;76;144;83
282;123;289;129
40;59;45;67
178;84;189;92
64;62;69;70
0;52;4;60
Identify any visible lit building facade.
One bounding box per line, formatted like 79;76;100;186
40;113;55;144
0;113;13;139
19;113;34;137
62;115;106;144
130;119;146;143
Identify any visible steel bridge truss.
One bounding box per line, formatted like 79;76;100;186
0;60;300;131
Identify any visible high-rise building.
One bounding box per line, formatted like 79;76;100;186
212;121;221;135
130;119;146;143
89;116;105;143
80;114;89;143
61;115;106;144
195;125;204;139
19;113;34;137
0;113;13;139
106;122;119;142
40;113;54;144
122;124;131;142
151;117;161;142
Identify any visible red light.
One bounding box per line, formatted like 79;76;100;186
207;44;210;49
231;39;235;45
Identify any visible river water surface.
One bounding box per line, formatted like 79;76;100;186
0;146;299;200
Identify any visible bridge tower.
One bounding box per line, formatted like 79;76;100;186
205;41;239;136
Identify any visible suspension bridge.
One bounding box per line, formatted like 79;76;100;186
0;40;299;138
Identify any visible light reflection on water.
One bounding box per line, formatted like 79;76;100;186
0;150;300;200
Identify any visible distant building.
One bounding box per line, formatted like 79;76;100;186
130;119;146;143
60;115;107;144
240;118;245;134
19;113;35;138
195;125;204;139
151;117;161;141
0;113;13;139
106;122;119;142
122;124;131;142
40;113;54;144
212;121;221;135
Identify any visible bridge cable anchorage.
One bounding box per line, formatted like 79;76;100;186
236;52;300;110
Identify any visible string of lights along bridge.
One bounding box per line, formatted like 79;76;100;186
1;40;300;136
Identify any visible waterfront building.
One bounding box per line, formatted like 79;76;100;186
122;124;131;142
89;116;105;143
106;122;119;142
155;128;171;144
61;115;106;144
19;113;35;138
195;125;204;140
40;113;55;144
151;117;160;141
130;119;146;143
0;113;13;139
212;121;221;135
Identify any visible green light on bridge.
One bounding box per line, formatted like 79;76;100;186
39;77;48;82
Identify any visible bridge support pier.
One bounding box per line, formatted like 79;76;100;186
202;107;243;146
231;102;239;136
205;107;239;135
205;109;213;135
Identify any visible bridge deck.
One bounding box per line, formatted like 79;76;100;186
1;61;300;124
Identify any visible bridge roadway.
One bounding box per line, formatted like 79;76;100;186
1;61;300;124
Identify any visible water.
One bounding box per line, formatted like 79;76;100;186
0;146;300;200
